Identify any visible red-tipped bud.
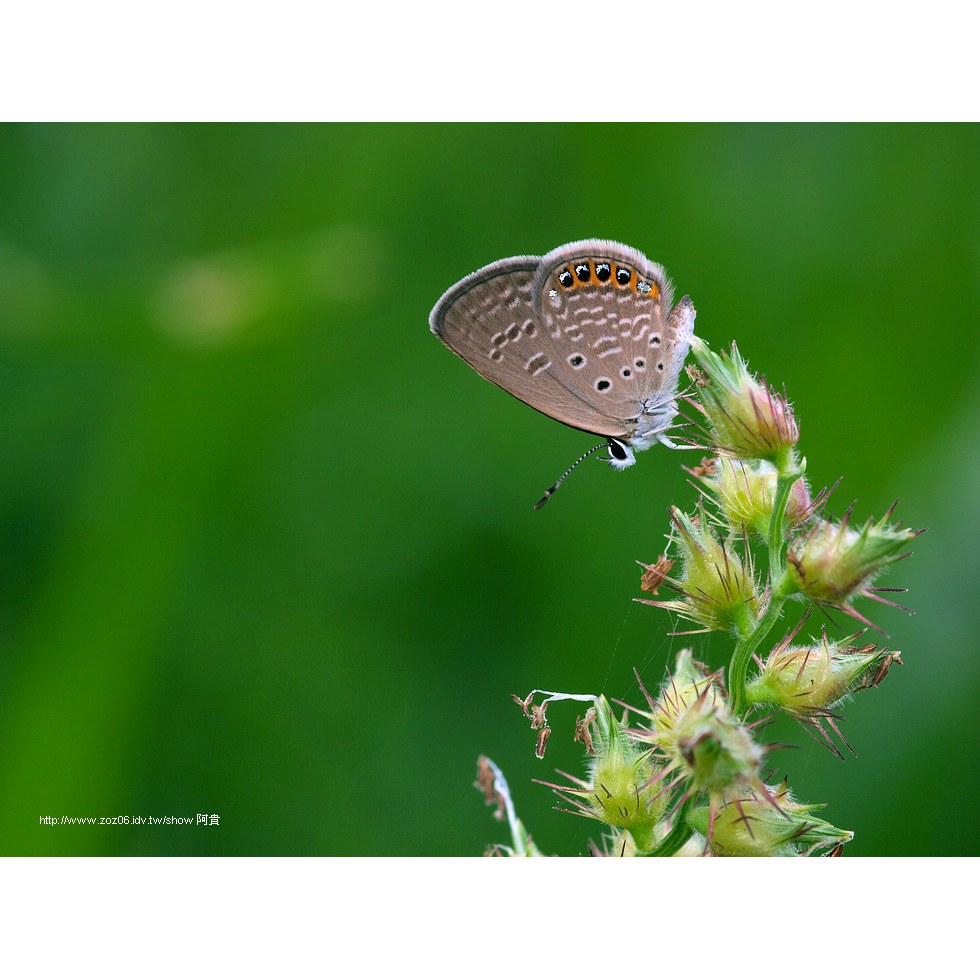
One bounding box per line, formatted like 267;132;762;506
691;457;812;540
747;630;901;714
787;509;920;611
746;629;902;755
686;339;799;465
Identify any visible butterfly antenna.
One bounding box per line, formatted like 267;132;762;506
534;441;610;510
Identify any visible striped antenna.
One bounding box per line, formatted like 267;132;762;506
534;441;612;510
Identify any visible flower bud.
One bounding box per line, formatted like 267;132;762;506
637;648;719;743
692;456;812;539
637;507;761;634
633;651;764;798
689;782;853;856
538;697;668;852
787;508;921;613
746;629;902;755
747;629;901;714
687;339;799;464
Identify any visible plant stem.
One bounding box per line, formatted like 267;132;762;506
768;483;792;579
729;453;803;717
728;573;793;716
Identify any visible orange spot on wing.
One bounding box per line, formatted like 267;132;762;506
558;259;661;299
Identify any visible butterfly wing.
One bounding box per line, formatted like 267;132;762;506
430;255;629;437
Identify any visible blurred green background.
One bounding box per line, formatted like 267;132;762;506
0;123;976;856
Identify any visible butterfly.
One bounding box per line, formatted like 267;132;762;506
430;239;696;506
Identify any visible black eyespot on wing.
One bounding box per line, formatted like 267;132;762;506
596;378;611;392
616;266;631;285
558;269;573;287
595;262;611;282
575;263;590;282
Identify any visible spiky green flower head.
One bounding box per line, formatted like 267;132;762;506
538;697;668;853
746;629;901;715
632;651;765;798
787;506;921;616
689;782;853;857
744;630;902;756
690;456;812;540
636;506;761;635
686;338;799;467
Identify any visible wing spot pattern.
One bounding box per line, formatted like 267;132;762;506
525;353;551;377
593;335;622;358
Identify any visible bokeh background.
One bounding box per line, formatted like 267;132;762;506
1;123;976;856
